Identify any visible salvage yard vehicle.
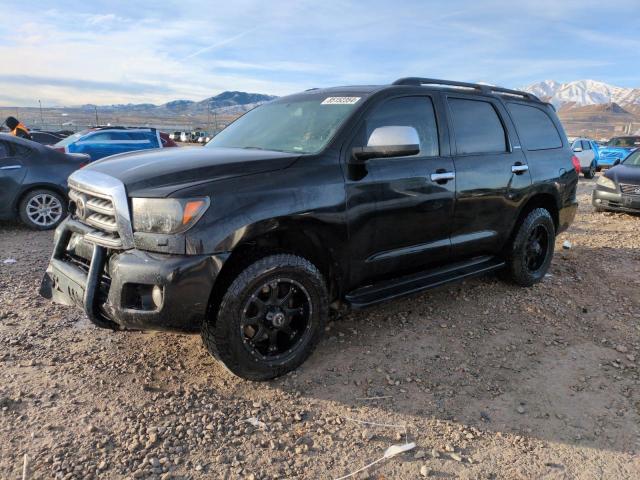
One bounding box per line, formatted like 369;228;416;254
571;137;600;178
40;78;578;380
0;133;88;230
52;126;177;161
593;148;640;213
597;136;640;168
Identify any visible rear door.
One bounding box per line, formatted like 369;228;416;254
0;140;28;217
445;94;531;259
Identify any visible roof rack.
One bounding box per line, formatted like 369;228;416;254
392;77;541;102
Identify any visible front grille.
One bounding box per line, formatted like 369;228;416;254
619;183;640;196
69;187;123;248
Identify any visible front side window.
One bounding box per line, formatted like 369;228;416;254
361;96;439;157
448;98;507;154
582;140;592;151
506;103;562;151
207;95;363;154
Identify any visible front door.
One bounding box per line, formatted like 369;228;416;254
0;140;27;217
444;94;532;259
344;94;456;287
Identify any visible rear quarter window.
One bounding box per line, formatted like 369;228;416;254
507;103;562;151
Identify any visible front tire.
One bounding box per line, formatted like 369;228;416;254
202;254;328;381
502;208;556;287
19;189;66;230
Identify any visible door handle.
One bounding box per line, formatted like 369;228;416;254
511;164;529;174
430;171;455;183
0;165;22;170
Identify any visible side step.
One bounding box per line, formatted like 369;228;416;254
345;256;505;309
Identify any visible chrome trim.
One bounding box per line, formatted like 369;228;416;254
511;164;529;173
68;169;134;249
430;171;455;182
0;165;22;170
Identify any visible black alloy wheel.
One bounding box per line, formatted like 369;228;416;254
240;278;313;360
201;254;328;381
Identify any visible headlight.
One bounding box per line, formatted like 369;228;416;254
131;197;210;233
596;175;616;190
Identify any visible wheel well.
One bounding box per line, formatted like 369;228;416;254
515;194;559;233
206;228;342;325
16;185;67;213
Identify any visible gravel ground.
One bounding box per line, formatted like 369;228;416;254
1;177;639;479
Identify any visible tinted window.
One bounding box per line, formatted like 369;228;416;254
364;96;439;156
126;131;154;141
581;140;591;151
448;98;507;154
507;103;562;151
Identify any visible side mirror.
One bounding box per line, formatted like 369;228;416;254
351;126;420;163
572;146;583;152
614;159;621;166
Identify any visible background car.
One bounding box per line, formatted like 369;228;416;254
571;137;600;178
52;126;177;161
593;149;640;213
30;130;66;145
597;136;640;168
0;133;88;229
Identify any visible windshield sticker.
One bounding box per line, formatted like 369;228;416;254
321;96;361;105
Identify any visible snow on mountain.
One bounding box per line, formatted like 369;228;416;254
522;80;640;107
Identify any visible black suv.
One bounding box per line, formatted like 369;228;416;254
40;78;578;380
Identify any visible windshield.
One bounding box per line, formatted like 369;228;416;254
606;136;640;147
54;129;91;147
622;149;640;166
206;96;362;154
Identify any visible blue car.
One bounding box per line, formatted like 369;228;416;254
52;127;177;161
597;136;640;168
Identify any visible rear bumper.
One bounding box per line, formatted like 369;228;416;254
557;201;578;233
40;218;228;332
592;188;640;213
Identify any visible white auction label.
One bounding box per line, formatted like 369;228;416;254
321;97;361;105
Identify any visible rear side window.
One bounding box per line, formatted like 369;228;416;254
507;103;562;151
581;140;592;151
364;96;439;156
448;98;507;154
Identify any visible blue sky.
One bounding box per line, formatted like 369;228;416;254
0;0;638;106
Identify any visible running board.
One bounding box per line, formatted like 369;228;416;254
345;256;505;309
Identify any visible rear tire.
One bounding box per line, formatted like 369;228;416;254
502;208;555;287
201;254;328;381
19;189;66;230
584;162;595;179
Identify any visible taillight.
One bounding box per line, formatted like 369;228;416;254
571;155;581;174
53;147;65;153
79;163;87;168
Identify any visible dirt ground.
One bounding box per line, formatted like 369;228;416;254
1;177;639;480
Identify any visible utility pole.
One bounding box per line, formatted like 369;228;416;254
207;101;211;134
38;100;44;127
94;106;99;126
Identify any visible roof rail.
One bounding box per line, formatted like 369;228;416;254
392;77;540;102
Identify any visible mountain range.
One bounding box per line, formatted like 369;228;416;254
80;91;278;116
521;80;640;109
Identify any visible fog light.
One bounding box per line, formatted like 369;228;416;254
595;198;601;204
152;285;163;308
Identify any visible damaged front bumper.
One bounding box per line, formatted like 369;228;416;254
40;218;228;332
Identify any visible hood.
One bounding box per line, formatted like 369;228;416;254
84;146;300;197
599;146;635;163
606;164;640;185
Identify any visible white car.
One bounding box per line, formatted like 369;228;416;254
571;138;599;179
